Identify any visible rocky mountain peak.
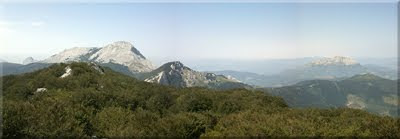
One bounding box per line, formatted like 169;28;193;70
143;61;245;88
23;57;38;65
163;61;186;71
309;56;359;66
104;41;146;59
89;41;154;72
42;41;154;73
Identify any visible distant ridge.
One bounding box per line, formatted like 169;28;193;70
216;56;396;87
308;56;359;66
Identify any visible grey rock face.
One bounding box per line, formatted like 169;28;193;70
42;41;154;73
23;57;38;65
143;61;245;88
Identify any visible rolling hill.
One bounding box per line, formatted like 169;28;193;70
262;73;399;117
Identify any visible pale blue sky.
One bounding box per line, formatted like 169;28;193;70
0;2;397;63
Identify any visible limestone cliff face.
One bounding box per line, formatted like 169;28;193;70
42;41;154;73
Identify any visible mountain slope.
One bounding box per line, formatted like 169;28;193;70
212;70;262;82
43;47;97;63
1;62;22;76
88;41;153;72
364;64;398;80
1;41;151;77
136;61;250;89
2;62;399;137
263;73;398;117
42;41;154;73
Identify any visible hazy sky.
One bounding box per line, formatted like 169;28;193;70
0;2;397;63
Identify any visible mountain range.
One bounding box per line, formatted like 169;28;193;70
0;41;244;89
3;44;396;88
0;41;397;117
215;56;397;87
185;57;317;75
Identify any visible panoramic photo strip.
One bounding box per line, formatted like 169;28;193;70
0;0;399;138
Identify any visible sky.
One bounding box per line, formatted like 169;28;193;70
0;1;398;64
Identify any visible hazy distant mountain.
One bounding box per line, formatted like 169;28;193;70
42;41;154;73
188;57;398;76
22;57;38;65
0;59;6;63
1;62;22;75
136;61;250;89
278;56;397;82
212;70;262;82
212;70;268;86
262;73;398;117
308;56;359;66
357;57;398;70
364;64;397;80
290;56;368;78
183;57;318;75
217;56;397;87
0;62;52;76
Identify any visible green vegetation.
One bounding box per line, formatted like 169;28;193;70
1;63;399;138
262;74;398;117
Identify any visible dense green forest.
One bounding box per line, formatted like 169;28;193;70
262;74;399;117
1;63;399;137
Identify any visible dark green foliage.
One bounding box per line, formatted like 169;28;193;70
1;62;399;137
262;73;398;117
205;108;400;137
176;91;213;112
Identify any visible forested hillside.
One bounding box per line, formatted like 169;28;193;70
263;74;398;117
1;63;399;137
